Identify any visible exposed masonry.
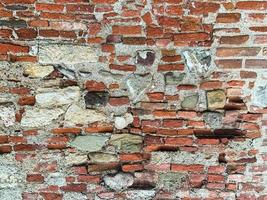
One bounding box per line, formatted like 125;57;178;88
0;0;267;200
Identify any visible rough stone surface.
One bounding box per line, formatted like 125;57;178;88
84;91;109;107
109;134;143;152
70;135;109;152
36;87;80;108
251;84;267;108
182;49;212;79
181;94;199;109
88;153;118;163
203;112;223;129
157;172;187;190
64;104;107;126
65;154;88;166
165;72;186;85
21;108;64;127
207;90;226;109
103;173;134;191
135;50;155;66
114;113;134;129
39;44;98;64
124;74;152;103
23;63;54;78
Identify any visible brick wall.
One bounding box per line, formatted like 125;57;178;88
0;0;266;199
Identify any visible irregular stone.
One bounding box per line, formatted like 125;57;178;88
0;104;15;127
157;172;187;190
103;173;134;191
182;49;212;79
39;44;98;65
135;50;155;66
84;91;109;108
55;65;76;79
126;190;156;200
251;84;267;108
203;112;223;129
23;63;54;78
21;108;64;127
88;153;118;163
65;154;88;166
207;90;226;109
114;113;134;129
36;87;80;108
70;135;109;152
165;72;186;85
0;20;27;28
64;104;107;126
181;94;198;109
124;74;152;103
109;134;143;152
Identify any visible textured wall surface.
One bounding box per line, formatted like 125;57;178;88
0;0;267;199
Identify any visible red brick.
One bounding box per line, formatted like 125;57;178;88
240;71;257;79
0;43;29;54
109;64;136;71
197;139;220;145
108;97;130;106
236;1;267;10
216;13;241;23
18;96;35;106
66;4;94;13
153;110;177;118
0;145;12;154
216;47;260;57
189;2;220;15
36;3;64;12
60;184;87;192
165;137;193;146
113;25;142;35
162;119;183;128
208;174;225;183
245;59;267;68
77;175;101;183
171;164;204;172
147;26;164;38
250;26;267;32
166;5;183;16
122;164;144;172
220;35;249;45
85;80;106;91
27;174;44;183
158;64;184;71
208;166;226;174
215;59;242;69
174;33;210;46
0;136;8;144
14;144;36;151
40;193;63;200
51;128;81;135
200;81;223;90
177;111;197;119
